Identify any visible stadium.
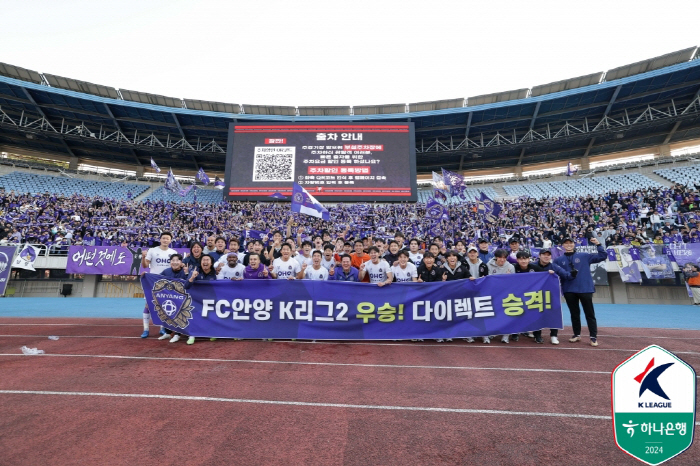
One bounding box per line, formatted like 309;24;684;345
1;12;700;465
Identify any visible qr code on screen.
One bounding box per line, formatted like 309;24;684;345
252;147;295;182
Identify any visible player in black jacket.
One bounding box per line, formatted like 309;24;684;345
442;251;470;281
417;252;443;282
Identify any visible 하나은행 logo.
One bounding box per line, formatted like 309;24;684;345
612;345;696;465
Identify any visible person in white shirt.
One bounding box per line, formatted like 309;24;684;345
359;246;393;286
408;238;424;267
140;232;177;338
216;252;245;280
303;251;329;280
295;241;314;267
272;243;303;280
321;245;335;271
391;250;418;282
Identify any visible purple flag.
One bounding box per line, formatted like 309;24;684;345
269;192;287;200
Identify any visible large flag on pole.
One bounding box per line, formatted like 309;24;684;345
196;168;210;185
213;177;225;190
12;243;40;271
179;184;195;197
432;171;447;191
442;168;465;188
150;158;161;173
164;169;182;194
291;183;330;221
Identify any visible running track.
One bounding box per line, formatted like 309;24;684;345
0;317;698;465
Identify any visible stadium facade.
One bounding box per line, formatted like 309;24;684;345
1;47;700;177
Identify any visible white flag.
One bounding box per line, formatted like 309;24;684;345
13;243;40;271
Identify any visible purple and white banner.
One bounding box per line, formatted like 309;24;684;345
0;246;17;296
665;243;700;268
66;246;190;275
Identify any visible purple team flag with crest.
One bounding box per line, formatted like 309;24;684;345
164;169;182;194
214;177;225;190
291;183;330;221
0;245;17;296
196;168;210;185
426;198;449;220
442;168;465;188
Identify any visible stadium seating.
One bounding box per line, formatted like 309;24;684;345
655;165;700;186
144;186;223;204
0;171;148;200
417;186;498;203
502;173;662;199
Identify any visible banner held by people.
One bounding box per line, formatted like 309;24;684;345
142;272;563;340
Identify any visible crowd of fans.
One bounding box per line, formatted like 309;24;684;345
3;181;697;346
1;182;699;251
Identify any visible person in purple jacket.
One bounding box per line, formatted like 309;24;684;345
243;253;270;279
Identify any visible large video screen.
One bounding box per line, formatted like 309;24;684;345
224;123;416;202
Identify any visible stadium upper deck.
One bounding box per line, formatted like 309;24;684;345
1;47;700;175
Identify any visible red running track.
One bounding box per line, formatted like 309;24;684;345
0;318;698;466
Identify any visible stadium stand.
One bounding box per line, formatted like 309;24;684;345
655;164;700;186
144;186;223;204
0;171;148;200
417;186;498;203
502;173;662;199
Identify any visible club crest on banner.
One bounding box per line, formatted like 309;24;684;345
151;279;194;329
293;192;304;203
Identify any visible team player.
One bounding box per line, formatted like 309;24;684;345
140;232;177;338
303;250;329;280
417;252;442;282
359;246;393;286
391;250;418;282
442;251;470;280
408;239;424;267
271;243;303;280
216;252;245;280
321;245;336;271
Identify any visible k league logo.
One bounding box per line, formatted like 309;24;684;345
612;345;696;465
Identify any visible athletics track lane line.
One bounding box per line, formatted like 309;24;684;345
0;389;698;426
1;353;698;377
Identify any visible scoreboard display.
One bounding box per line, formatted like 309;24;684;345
224;122;417;202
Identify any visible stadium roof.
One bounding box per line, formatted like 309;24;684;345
1;47;700;174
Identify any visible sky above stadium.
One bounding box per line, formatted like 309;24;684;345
2;0;699;108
